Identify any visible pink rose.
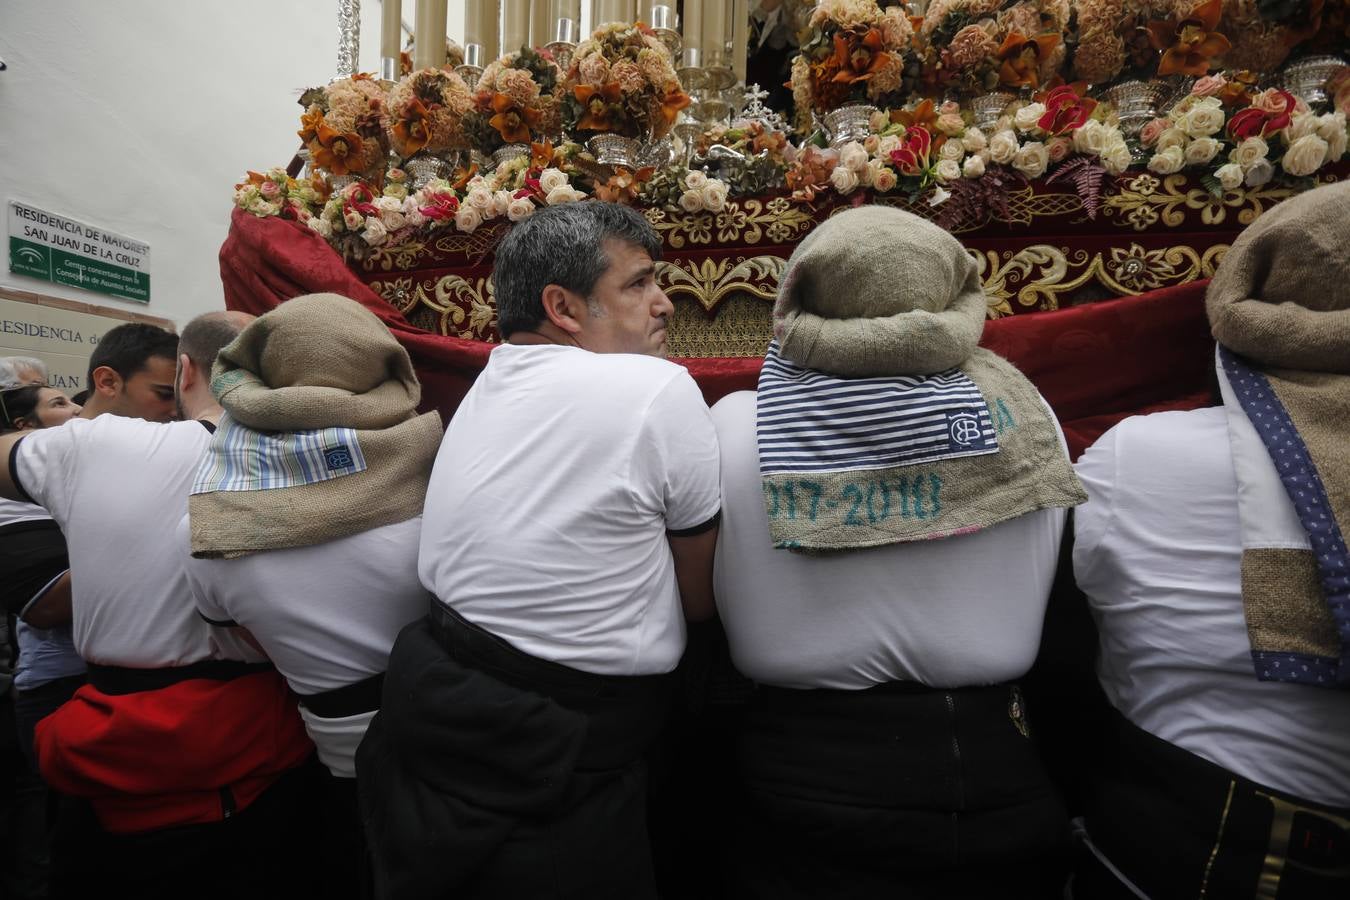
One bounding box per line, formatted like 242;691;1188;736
1191;75;1227;98
260;180;281;199
1046;136;1072;163
939;100;961;116
1139;117;1172;148
1251;88;1294;115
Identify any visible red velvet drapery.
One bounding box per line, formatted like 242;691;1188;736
221;208;1215;459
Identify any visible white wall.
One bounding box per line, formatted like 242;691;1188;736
0;0;472;329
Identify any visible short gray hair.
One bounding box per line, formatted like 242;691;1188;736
491;202;662;339
0;356;48;388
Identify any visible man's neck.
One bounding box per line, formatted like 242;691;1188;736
508;324;580;349
78;396;113;419
182;401;223;425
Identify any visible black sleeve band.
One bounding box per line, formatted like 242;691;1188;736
9;438;36;504
668;508;721;538
197;610;239;628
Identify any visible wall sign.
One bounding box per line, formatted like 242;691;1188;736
7;201;151;304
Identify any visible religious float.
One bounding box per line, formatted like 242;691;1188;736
222;0;1350;455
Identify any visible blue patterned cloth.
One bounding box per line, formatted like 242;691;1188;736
191;412;367;495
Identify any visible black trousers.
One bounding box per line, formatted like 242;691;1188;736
731;681;1069;900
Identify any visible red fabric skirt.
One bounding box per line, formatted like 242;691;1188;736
35;670;314;834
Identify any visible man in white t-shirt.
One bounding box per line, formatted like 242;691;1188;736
1072;182;1350;898
710;207;1084;899
358;202;720;900
0;311;315;900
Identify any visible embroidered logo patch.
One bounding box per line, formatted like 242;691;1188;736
947;410;994;451
324;445;355;471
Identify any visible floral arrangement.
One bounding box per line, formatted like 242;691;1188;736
639;168;732;212
464;48;564;153
1140;78;1347;189
920;0;1070;95
297;75;389;180
233;169;330;220
788;0;915;123
560;23;690;140
386;67;475;159
1218;0;1338;75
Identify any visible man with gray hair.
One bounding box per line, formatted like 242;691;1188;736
0;357;48;387
359;202;721;899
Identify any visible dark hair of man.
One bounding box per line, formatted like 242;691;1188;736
0;386;41;433
177;312;246;375
492;202;663;339
85;323;178;388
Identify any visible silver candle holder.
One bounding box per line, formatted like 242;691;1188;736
701;45;736;93
678;47;706;92
456;42;485;90
546;18;580;73
380;55;399;82
648;5;681;58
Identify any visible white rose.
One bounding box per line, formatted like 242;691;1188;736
381;210;407;231
865;158;889;188
988;130;1019;164
995;115;1013;133
962;154;986;178
1286;112;1319;142
1282;133;1330;177
1178;98;1225;137
962;127;987;153
308;217;333;238
466;187;494;211
1012;141;1049;178
1154;127;1188;152
538;167;570;194
839;141;870;173
678;189;704;213
545;185;583;204
1184;137;1222;166
1147;146;1185;175
342;209;363;230
492;190;513;217
878;134;902;156
1072;120;1107;156
700;180;729;212
361;216;389;246
872;166;898;192
403;207;428;228
1232;136;1270;170
374;196;402;215
935;158;962;183
1317;112;1347;161
1014;103;1046;134
683;169;708;190
830;165;860;194
1244;158;1274;187
1215;162;1244;191
506;196;536;222
454;205;483;233
1101;140;1133;176
939;139;965;162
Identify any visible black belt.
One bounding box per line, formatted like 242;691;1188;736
86;660;274;696
297;671;385;719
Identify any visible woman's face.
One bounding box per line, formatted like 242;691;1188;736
33;388;81;428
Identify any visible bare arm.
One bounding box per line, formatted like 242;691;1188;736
668;525;719;623
21;570;73;629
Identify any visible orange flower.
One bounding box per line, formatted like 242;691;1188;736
654;82;691;138
829;28;892;85
450;163;477;190
890;98;937;130
236;170;267;190
997;33;1061;89
309;171;332;203
489;92;541;144
1146;0;1231;77
1217;69;1259;107
310;122;365;176
298;107;326;143
593;166;653;203
392;97;433;156
573;81;624;132
530;140;556;169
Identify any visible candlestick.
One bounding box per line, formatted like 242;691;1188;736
381;0;401;80
595;0;627;25
466;0;484;46
530;0;551;48
504;0;530;53
682;0;702;54
412;0;449;69
730;0;746;84
481;0;501;61
701;0;727;67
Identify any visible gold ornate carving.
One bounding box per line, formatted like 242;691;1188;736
643;197;815;249
666;294;774;359
373;272;498;340
658;256;786;312
1103;174;1298;232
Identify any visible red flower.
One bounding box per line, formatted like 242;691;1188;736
890;126;933;176
1038;85;1098;135
1227;90;1297;140
419;190;459;221
342;183;379;219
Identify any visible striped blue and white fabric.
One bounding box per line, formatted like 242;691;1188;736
192;412;368;495
756;340;1000;477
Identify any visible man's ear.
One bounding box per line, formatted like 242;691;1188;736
177;352;196;394
90;365;122;398
540;284;586;336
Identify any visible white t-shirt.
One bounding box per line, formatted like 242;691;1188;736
1074;407;1350;807
419;344;721;676
711;390;1065;690
13;416;258;668
180;516;427;778
0;496;51;528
